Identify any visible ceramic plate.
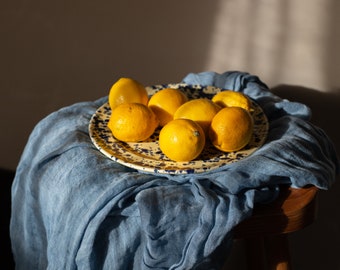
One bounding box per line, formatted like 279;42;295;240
89;83;268;174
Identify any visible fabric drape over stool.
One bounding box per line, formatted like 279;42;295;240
10;71;339;269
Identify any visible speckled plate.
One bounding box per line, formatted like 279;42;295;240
89;83;268;174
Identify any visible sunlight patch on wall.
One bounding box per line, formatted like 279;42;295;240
205;0;332;91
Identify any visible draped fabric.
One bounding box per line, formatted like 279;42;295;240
11;71;339;269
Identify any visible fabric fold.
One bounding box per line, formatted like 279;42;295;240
11;71;339;270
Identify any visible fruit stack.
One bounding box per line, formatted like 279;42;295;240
107;77;254;162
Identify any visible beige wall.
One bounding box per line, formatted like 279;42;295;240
1;0;340;169
1;0;340;268
207;0;340;92
1;0;218;169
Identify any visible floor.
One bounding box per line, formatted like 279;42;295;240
1;169;15;270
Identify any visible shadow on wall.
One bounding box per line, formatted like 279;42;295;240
271;85;340;156
0;0;219;170
271;85;340;270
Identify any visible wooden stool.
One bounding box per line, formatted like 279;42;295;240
234;185;318;270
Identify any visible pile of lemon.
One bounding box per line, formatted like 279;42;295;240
107;77;254;162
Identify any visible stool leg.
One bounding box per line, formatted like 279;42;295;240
264;234;292;270
245;237;266;270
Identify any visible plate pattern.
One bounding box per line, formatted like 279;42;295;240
89;84;268;174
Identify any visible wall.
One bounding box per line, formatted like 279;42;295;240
1;0;219;169
1;0;340;269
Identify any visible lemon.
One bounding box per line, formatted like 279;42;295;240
148;88;188;126
173;98;221;135
212;90;252;112
108;103;159;142
209;107;253;152
108;77;149;110
159;119;205;162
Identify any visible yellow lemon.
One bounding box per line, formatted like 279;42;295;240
159;119;205;162
148;88;188;126
173;98;221;135
108;77;149;110
209;107;253;152
212;90;252;112
108;103;159;142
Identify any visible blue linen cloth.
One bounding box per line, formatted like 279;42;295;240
11;71;339;270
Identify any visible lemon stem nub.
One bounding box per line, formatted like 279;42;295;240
194;130;200;137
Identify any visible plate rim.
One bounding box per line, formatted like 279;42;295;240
89;83;269;174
